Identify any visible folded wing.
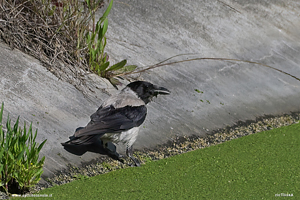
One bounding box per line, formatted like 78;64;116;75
62;105;147;145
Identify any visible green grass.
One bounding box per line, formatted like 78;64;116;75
26;122;300;199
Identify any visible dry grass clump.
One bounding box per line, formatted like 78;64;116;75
0;0;104;87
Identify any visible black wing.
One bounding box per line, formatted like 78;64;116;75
75;105;147;137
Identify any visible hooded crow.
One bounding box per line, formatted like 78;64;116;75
62;81;170;166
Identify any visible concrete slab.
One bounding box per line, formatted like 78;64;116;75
104;0;300;147
0;0;300;179
0;43;120;177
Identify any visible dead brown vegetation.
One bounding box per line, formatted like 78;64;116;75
0;0;104;89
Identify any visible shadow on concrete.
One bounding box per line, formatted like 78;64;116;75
62;135;123;162
62;140;106;156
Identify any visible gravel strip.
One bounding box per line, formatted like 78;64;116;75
1;112;299;198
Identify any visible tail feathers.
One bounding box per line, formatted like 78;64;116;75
61;134;100;146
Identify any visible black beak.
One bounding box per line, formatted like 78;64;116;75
153;85;170;95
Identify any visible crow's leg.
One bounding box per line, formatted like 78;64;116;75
126;146;140;167
103;141;124;163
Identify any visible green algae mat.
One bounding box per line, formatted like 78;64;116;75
26;122;300;199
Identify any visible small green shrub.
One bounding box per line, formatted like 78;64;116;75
0;103;47;194
85;0;137;80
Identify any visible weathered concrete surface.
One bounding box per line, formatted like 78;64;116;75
0;43;119;177
104;0;300;147
0;0;300;179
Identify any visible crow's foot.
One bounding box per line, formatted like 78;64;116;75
104;142;124;163
126;146;141;167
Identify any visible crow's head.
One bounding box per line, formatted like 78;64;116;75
126;81;170;104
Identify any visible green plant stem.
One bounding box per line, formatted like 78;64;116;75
0;102;46;194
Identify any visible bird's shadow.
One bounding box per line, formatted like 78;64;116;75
62;139;108;156
62;129;122;162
